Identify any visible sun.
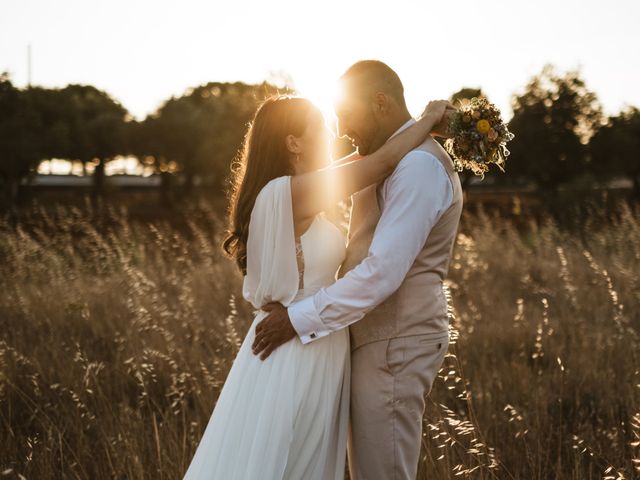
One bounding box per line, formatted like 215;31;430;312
295;76;341;130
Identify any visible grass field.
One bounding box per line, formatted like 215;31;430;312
0;199;638;479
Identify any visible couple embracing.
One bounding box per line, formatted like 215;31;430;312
183;60;463;480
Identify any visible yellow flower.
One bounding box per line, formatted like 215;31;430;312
476;119;491;134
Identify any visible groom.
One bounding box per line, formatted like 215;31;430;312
253;60;463;479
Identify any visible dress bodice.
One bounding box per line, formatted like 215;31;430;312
292;214;347;302
242;176;347;311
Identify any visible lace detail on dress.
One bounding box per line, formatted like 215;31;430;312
294;236;305;289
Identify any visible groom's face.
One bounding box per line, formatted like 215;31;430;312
334;89;382;156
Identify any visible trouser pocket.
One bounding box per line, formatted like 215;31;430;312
385;333;449;377
384;336;405;376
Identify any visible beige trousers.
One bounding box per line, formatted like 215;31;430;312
347;331;449;480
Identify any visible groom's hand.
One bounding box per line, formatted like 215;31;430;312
252;302;297;360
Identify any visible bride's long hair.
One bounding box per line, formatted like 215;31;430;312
222;95;320;275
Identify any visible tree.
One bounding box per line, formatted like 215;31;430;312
507;65;602;193
590;107;640;198
0;74;43;212
143;81;287;195
126;116;178;206
57;85;129;198
26;86;72;162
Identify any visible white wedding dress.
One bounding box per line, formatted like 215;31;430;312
183;175;350;480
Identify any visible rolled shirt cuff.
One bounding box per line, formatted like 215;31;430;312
288;295;329;344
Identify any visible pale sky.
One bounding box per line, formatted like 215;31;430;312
2;0;639;122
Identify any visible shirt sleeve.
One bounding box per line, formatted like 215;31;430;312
288;150;454;344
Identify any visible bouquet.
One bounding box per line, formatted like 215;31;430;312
444;97;515;177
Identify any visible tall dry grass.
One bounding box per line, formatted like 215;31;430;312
0;200;638;479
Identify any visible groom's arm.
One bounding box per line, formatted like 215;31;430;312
288;150;454;344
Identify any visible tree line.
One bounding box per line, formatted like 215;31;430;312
451;66;640;200
1;64;639;212
0;75;288;210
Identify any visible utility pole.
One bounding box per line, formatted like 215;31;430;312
27;44;32;87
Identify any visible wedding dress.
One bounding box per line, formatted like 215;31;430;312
183;175;350;480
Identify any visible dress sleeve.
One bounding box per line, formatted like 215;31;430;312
241;175;300;310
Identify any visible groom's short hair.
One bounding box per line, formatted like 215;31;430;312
339;60;407;110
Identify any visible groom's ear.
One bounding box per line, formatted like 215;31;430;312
373;92;390;115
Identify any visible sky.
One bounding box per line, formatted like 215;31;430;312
2;0;639;123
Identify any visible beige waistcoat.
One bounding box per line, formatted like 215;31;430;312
338;137;463;350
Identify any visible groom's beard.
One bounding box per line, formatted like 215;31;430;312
357;118;387;156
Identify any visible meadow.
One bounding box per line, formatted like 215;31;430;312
0;199;638;479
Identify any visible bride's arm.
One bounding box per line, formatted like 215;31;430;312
330;150;361;167
291;100;453;222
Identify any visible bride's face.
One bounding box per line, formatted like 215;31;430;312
293;111;331;173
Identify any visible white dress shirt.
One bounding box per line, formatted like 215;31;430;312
288;119;454;344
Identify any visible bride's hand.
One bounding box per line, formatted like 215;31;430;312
420;100;457;138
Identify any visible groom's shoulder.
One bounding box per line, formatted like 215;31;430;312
403;137;456;175
385;152;447;196
414;136;451;158
385;140;454;193
395;139;448;175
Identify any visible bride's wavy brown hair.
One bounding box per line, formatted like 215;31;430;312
222;95;321;275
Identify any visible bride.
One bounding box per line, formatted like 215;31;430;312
182;95;452;479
